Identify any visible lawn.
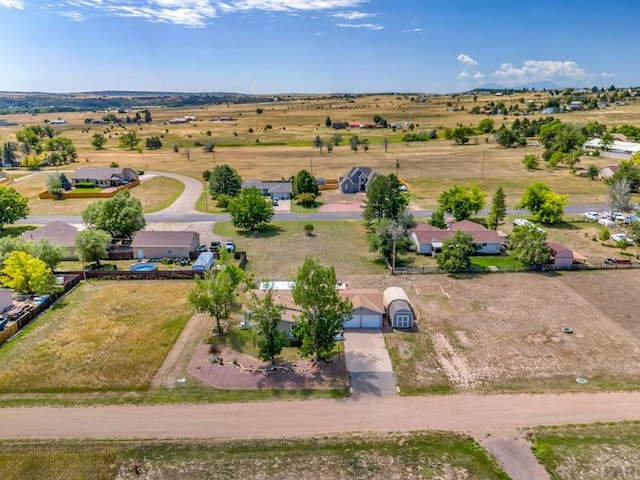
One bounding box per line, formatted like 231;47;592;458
0;432;509;480
0;281;193;393
528;422;640;480
215;220;384;279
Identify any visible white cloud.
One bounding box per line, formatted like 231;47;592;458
402;27;422;33
601;72;616;78
331;10;374;20
219;0;368;13
491;60;601;86
335;22;382;30
457;69;470;80
457;53;478;67
314;30;326;36
59;10;84;20
473;71;484;80
0;0;24;9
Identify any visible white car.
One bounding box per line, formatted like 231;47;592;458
583;212;600;221
611;233;634;245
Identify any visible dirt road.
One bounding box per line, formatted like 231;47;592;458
2;392;640;440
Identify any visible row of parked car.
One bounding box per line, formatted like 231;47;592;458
584;211;639;224
195;240;236;254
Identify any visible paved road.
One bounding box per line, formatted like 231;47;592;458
145;170;203;215
1;392;640;440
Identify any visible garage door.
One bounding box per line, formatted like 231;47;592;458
343;315;361;329
361;314;381;328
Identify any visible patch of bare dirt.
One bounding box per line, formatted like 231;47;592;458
187;343;348;390
432;333;478;391
318;191;365;212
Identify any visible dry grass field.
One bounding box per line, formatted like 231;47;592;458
0;281;193;393
0;432;509;480
372;270;640;395
2;92;637;209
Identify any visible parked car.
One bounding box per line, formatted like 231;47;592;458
583;212;600;221
225;240;236;252
615;213;639;224
272;197;279;206
195;245;207;253
210;240;221;252
611;233;634;245
513;218;546;233
604;257;632;265
598;218;616;228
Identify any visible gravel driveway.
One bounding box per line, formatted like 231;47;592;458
344;330;397;396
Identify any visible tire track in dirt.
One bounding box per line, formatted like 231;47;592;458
432;333;478;390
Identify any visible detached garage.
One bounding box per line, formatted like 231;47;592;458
340;289;384;329
383;287;415;329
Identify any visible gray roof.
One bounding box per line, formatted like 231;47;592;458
72;167;134;181
242;180;292;194
132;230;199;248
23;221;78;247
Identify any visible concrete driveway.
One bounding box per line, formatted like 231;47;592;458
344;330;397;397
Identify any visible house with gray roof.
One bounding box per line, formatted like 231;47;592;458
131;230;200;259
241;179;292;200
72;167;138;187
22;221;79;258
339;166;381;193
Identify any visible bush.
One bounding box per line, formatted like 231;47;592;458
110;161;119;168
194;140;203;147
402;132;429;142
296;192;317;208
75;182;96;189
172;143;179;153
303;224;314;236
215;193;231;209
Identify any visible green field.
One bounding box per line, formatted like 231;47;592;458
529;422;640;480
0;432;509;480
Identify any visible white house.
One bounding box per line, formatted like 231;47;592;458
583;138;640;160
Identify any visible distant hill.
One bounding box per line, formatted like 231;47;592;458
0;91;265;114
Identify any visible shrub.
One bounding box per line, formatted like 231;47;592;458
194;140;203;147
303;224;314;236
402;132;429;142
296;192;317;208
216;193;231;209
172;143;179;153
75;182;96;189
110;161;119;168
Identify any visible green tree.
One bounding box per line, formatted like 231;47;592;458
81;191;146;239
495;125;526;148
536;191;568;224
292;169;318;197
608;178;633;214
118;131;141;150
1;251;58;295
249;285;288;364
626;222;640;244
209;164;242;198
313;135;324;153
509;225;551;268
538;120;585;162
598;227;611;242
30;238;66;271
616;237;629;252
363;174;408;223
517;182;551;214
75;229;111;267
488;186;507;230
2;141;17;166
477;118;495;134
437;184;485;221
430;209;447;229
291;257;353;361
227;187;274;230
522;154;540;171
586;163;599;180
0;185;29;230
325;116;332;128
59;173;72;191
144;109;152;122
331;133;343;146
44;136;77;163
452;125;475;145
188;263;242;335
349;135;360;153
145;136;162;150
46;173;63;199
437;231;476;272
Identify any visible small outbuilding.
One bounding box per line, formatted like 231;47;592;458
548;242;574;270
192;252;214;271
383;287;414;329
0;289;13;313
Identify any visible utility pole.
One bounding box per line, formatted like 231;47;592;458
310;158;313;175
395;158;399;176
391;220;397;275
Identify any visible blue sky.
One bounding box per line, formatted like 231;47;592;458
0;0;636;93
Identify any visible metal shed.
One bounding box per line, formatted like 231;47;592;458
383;286;414;329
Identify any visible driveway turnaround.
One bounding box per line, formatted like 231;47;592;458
344;330;397;396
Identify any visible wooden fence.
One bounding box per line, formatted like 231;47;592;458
38;179;141;199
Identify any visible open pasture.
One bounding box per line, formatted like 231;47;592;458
381;270;640;395
1;92;636;209
0;281;193;393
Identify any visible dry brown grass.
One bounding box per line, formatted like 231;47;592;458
0;281;194;392
2;92;637;209
375;270;640;395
